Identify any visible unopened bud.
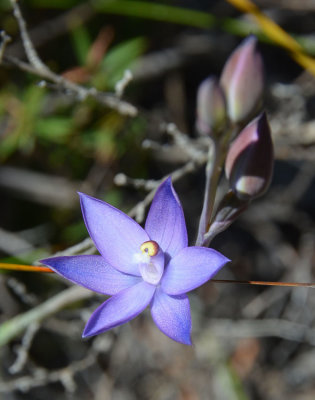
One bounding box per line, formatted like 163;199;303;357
225;113;273;200
196;77;227;136
220;36;264;123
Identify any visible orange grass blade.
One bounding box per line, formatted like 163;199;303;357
226;0;315;76
0;263;53;273
0;264;314;287
212;279;315;288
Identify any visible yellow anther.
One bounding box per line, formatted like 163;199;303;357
140;240;159;257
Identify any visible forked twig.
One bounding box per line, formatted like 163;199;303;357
4;0;137;116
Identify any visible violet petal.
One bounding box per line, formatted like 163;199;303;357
40;255;141;295
79;193;149;275
161;247;230;295
145;178;187;257
151;288;191;345
83;281;155;337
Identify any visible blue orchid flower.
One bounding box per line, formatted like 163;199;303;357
41;178;229;345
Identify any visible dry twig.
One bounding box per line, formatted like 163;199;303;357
2;1;137;117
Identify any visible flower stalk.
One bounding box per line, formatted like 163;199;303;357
196;124;237;247
196;35;270;247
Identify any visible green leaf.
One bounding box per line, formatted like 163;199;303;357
26;0;82;8
70;25;92;65
36;117;74;143
0;248;49;266
61;221;87;243
94;0;215;28
23;85;45;115
0;0;10;11
98;36;147;89
0;85;44;159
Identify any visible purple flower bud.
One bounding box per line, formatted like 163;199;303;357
220;36;264;123
196;77;227;136
225;113;273;200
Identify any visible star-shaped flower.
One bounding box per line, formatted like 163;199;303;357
41;178;229;345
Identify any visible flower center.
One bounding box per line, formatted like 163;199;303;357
137;240;164;285
140;241;159;256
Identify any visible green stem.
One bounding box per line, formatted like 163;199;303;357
196;140;226;246
196;125;238;247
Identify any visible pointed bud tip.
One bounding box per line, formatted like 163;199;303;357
196;76;227;136
220;36;264;123
242;34;258;47
225;113;273;200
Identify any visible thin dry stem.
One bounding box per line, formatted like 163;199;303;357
4;0;137;116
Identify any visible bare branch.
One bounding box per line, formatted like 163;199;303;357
0;352;96;393
0;31;11;62
128;156;207;223
115;69;133;98
114;173;158;191
206;318;315;346
4;0;138;117
9;322;40;374
0;286;93;347
10;0;49;72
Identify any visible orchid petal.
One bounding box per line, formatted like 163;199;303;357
79;193;149;275
145;178;187;257
41;255;141;295
83;281;155;337
161;247;230;295
151;288;191;345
